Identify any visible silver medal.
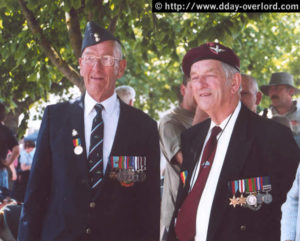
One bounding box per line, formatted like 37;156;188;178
74;145;83;155
246;194;257;206
256;192;264;204
263;193;272;204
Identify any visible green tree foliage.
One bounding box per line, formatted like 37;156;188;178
0;0;299;135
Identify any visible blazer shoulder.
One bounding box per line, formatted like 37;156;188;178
120;101;157;126
182;118;210;140
46;97;82;115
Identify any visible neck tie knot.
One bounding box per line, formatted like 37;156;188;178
94;103;104;114
211;126;222;139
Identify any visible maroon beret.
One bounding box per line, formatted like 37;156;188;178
182;42;240;77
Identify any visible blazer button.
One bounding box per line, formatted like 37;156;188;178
86;228;92;234
240;225;246;231
90;202;96;208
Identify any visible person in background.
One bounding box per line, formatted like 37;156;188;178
260;72;300;138
240;74;262;113
281;163;300;241
13;140;36;202
0;103;19;190
115;85;136;106
159;75;208;240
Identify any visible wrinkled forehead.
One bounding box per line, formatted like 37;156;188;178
190;59;224;76
81;40;116;56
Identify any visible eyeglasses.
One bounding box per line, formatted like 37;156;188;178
82;55;120;67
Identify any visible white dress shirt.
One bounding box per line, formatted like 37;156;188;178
84;92;120;173
189;101;241;241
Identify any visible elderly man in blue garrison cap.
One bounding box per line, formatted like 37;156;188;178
18;21;160;241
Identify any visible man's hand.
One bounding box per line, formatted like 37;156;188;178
171;151;183;166
3;145;19;166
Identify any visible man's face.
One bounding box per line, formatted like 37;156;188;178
268;85;293;108
240;78;257;112
190;59;234;114
79;41;126;102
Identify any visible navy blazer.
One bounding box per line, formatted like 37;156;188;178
18;96;161;241
167;104;300;241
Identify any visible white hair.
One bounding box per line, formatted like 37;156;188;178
113;41;123;74
241;74;259;93
221;62;240;82
113;41;123;59
115;85;136;105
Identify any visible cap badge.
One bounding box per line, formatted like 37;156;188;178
93;33;101;42
209;45;225;54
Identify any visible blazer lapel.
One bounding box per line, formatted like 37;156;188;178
109;100;130;157
70;96;89;182
207;105;254;241
177;120;211;208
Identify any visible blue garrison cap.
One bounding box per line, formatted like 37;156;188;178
81;21;121;54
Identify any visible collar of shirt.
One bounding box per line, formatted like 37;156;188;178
84;91;120;173
84;91;118;118
207;101;242;139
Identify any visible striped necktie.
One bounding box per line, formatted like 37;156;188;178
88;103;104;191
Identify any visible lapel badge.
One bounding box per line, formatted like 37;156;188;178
180;170;188;186
72;129;78;136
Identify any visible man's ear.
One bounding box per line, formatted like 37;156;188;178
231;73;241;94
256;91;262;105
289;87;295;96
117;59;127;78
180;84;186;97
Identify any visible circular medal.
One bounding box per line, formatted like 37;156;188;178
74;145;83;155
126;169;135;183
263;193;273;204
256;192;264;204
246;194;257;206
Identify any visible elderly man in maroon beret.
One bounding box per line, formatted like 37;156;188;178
166;42;300;241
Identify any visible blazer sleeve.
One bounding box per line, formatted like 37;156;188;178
137;120;161;241
18;106;52;241
281;163;300;241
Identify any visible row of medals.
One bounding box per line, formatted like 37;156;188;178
230;191;272;211
109;168;146;183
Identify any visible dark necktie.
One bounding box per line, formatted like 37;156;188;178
88;103;104;191
175;126;222;241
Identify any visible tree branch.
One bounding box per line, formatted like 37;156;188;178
65;8;82;59
18;0;85;93
109;0;126;33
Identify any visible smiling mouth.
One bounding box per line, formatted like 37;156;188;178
200;93;211;97
91;76;104;81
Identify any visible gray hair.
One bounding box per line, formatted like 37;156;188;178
241;74;259;93
115;85;136;105
113;41;123;59
221;62;240;82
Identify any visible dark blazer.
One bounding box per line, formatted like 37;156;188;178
18;96;161;241
167;104;300;241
